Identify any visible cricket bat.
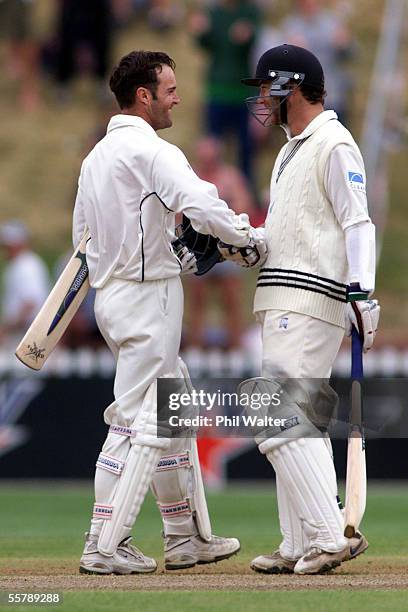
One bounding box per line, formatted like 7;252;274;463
344;327;366;538
15;230;91;370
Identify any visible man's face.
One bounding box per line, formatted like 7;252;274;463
258;82;282;125
148;65;180;130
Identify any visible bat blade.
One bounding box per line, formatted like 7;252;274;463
15;230;91;370
344;329;367;537
344;381;366;537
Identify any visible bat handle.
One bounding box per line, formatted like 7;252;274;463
351;327;364;380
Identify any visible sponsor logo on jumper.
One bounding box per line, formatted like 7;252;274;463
348;171;366;193
25;342;46;362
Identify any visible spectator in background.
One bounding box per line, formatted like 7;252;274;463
0;221;49;347
281;0;355;125
189;0;260;187
111;0;183;29
54;0;114;101
185;135;257;350
148;0;184;31
0;0;41;111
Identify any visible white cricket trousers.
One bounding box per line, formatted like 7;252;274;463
95;276;183;424
258;309;347;558
89;276;183;537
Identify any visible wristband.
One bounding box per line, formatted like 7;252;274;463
347;283;369;302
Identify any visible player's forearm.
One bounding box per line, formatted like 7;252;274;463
152;147;251;246
186;196;252;247
345;221;376;294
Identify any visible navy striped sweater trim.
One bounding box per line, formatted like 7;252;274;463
257;268;347;303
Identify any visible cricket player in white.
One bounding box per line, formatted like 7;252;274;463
235;44;380;574
73;50;264;574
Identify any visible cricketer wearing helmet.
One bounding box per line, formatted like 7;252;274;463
236;44;380;575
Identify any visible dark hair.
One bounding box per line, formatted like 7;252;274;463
109;51;176;109
299;83;326;105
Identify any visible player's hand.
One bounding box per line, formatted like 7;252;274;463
346;285;380;352
173;242;198;275
217;236;267;268
232;212;251;232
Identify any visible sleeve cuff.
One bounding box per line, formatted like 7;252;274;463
347;283;369;302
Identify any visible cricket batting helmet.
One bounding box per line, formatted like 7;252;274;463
242;44;324;127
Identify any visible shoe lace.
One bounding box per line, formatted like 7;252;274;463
118;538;144;560
306;546;323;558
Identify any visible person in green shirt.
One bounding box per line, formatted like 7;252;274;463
190;0;261;187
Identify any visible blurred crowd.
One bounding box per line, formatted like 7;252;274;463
0;0;358;353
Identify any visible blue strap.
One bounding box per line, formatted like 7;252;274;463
351;327;364;380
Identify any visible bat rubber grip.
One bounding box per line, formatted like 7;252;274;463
351;327;363;380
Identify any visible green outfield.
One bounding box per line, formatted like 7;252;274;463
0;482;407;611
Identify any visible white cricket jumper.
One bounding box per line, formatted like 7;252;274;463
254;110;370;328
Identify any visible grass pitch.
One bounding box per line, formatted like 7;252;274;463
0;482;407;611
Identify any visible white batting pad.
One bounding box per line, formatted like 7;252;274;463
90;431;132;539
237;377;322;452
266;438;347;553
275;474;309;561
274;434;339;560
151;436;212;541
97;381;170;556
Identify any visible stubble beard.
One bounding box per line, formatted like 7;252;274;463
152;107;172;131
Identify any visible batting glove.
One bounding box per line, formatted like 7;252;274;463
345;283;380;352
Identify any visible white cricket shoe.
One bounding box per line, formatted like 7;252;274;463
164;533;240;570
344;532;369;561
250;549;298;574
294;532;368;575
294;546;344;575
79;532;157;575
